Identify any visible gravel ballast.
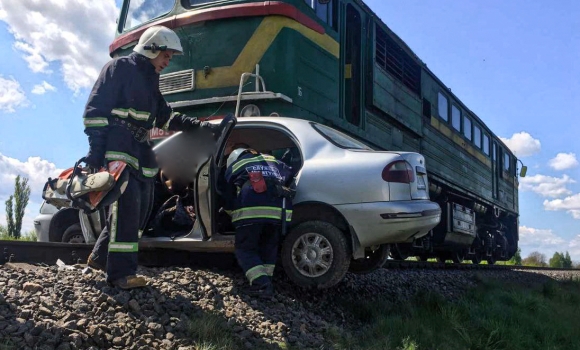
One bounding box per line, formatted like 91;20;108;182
1;261;579;350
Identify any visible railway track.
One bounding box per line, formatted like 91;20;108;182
1;240;578;273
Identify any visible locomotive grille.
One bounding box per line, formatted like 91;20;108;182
159;69;195;95
375;25;421;96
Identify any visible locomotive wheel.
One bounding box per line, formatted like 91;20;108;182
451;251;465;264
471;253;482;265
349;244;390;274
486;255;497;265
281;220;350;289
417;255;429;262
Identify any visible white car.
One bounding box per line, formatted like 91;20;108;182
34;200;84;243
48;115;441;288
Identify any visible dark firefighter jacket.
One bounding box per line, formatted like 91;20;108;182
224;151;294;228
82;52;201;180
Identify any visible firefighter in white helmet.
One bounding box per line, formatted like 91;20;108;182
83;25;227;289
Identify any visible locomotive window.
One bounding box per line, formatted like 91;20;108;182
474;125;482;148
123;0;175;32
504;153;510;172
304;0;335;28
463;116;472;140
483;134;490;155
451;105;461;131
187;0;215;5
438;93;448;121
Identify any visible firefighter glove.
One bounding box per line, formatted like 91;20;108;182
85;134;107;170
200;121;225;138
168;113;202;132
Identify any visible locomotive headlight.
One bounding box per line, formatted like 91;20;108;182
240;104;260;117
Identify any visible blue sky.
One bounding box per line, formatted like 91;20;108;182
1;0;579;262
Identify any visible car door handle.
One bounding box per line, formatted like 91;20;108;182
202;173;209;177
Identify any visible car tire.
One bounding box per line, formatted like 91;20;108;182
389;243;411;260
61;224;85;244
281;220;350;289
348;244;390;274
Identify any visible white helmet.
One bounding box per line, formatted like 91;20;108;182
227;148;248;169
134;25;183;59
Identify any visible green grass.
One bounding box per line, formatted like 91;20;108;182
325;276;580;350
185;311;242;350
0;229;37;241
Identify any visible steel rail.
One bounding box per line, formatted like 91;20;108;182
0;240;237;269
1;240;578;273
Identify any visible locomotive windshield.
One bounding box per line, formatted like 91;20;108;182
122;0;175;32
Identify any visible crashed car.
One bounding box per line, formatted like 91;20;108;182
45;115;441;289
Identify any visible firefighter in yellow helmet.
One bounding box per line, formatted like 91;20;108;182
84;25;226;289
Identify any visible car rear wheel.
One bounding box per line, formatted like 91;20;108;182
349;244;390;274
281;220;350;289
61;224;85;244
389;243;411;260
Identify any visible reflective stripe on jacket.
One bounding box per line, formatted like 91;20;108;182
82;53;185;179
224;151;294;227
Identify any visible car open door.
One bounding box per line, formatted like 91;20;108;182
194;115;237;240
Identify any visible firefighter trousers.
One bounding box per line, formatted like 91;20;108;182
90;172;154;282
234;223;281;286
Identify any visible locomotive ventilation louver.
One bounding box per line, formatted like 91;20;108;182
159;69;195;95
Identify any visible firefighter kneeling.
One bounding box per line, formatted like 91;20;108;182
224;148;294;298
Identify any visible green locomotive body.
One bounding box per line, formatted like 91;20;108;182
111;0;524;264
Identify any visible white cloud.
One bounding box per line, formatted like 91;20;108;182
13;41;51;73
31;81;57;95
500;132;541;157
0;153;64;199
519;174;575;198
548;153;579;171
0;75;29;113
0;0;119;93
519;226;566;248
543;193;580;219
0;153;64;233
518;225;576;261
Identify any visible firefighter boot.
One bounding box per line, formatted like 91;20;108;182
111;275;148;290
87;255;105;272
246;282;275;299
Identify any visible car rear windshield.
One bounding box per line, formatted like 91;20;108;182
312;123;373;150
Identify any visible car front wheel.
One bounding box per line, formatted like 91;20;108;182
281;220;350;289
61;224;85;243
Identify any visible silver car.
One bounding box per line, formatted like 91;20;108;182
66;115;441;288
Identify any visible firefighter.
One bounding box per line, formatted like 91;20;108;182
84;25;225;289
224;148;294;298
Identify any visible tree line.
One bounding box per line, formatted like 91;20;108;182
516;249;578;269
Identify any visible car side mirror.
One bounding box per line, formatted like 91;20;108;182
519;165;527;177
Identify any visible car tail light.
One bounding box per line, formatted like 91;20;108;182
382;160;415;183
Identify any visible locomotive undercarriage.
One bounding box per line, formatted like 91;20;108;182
389;182;517;265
